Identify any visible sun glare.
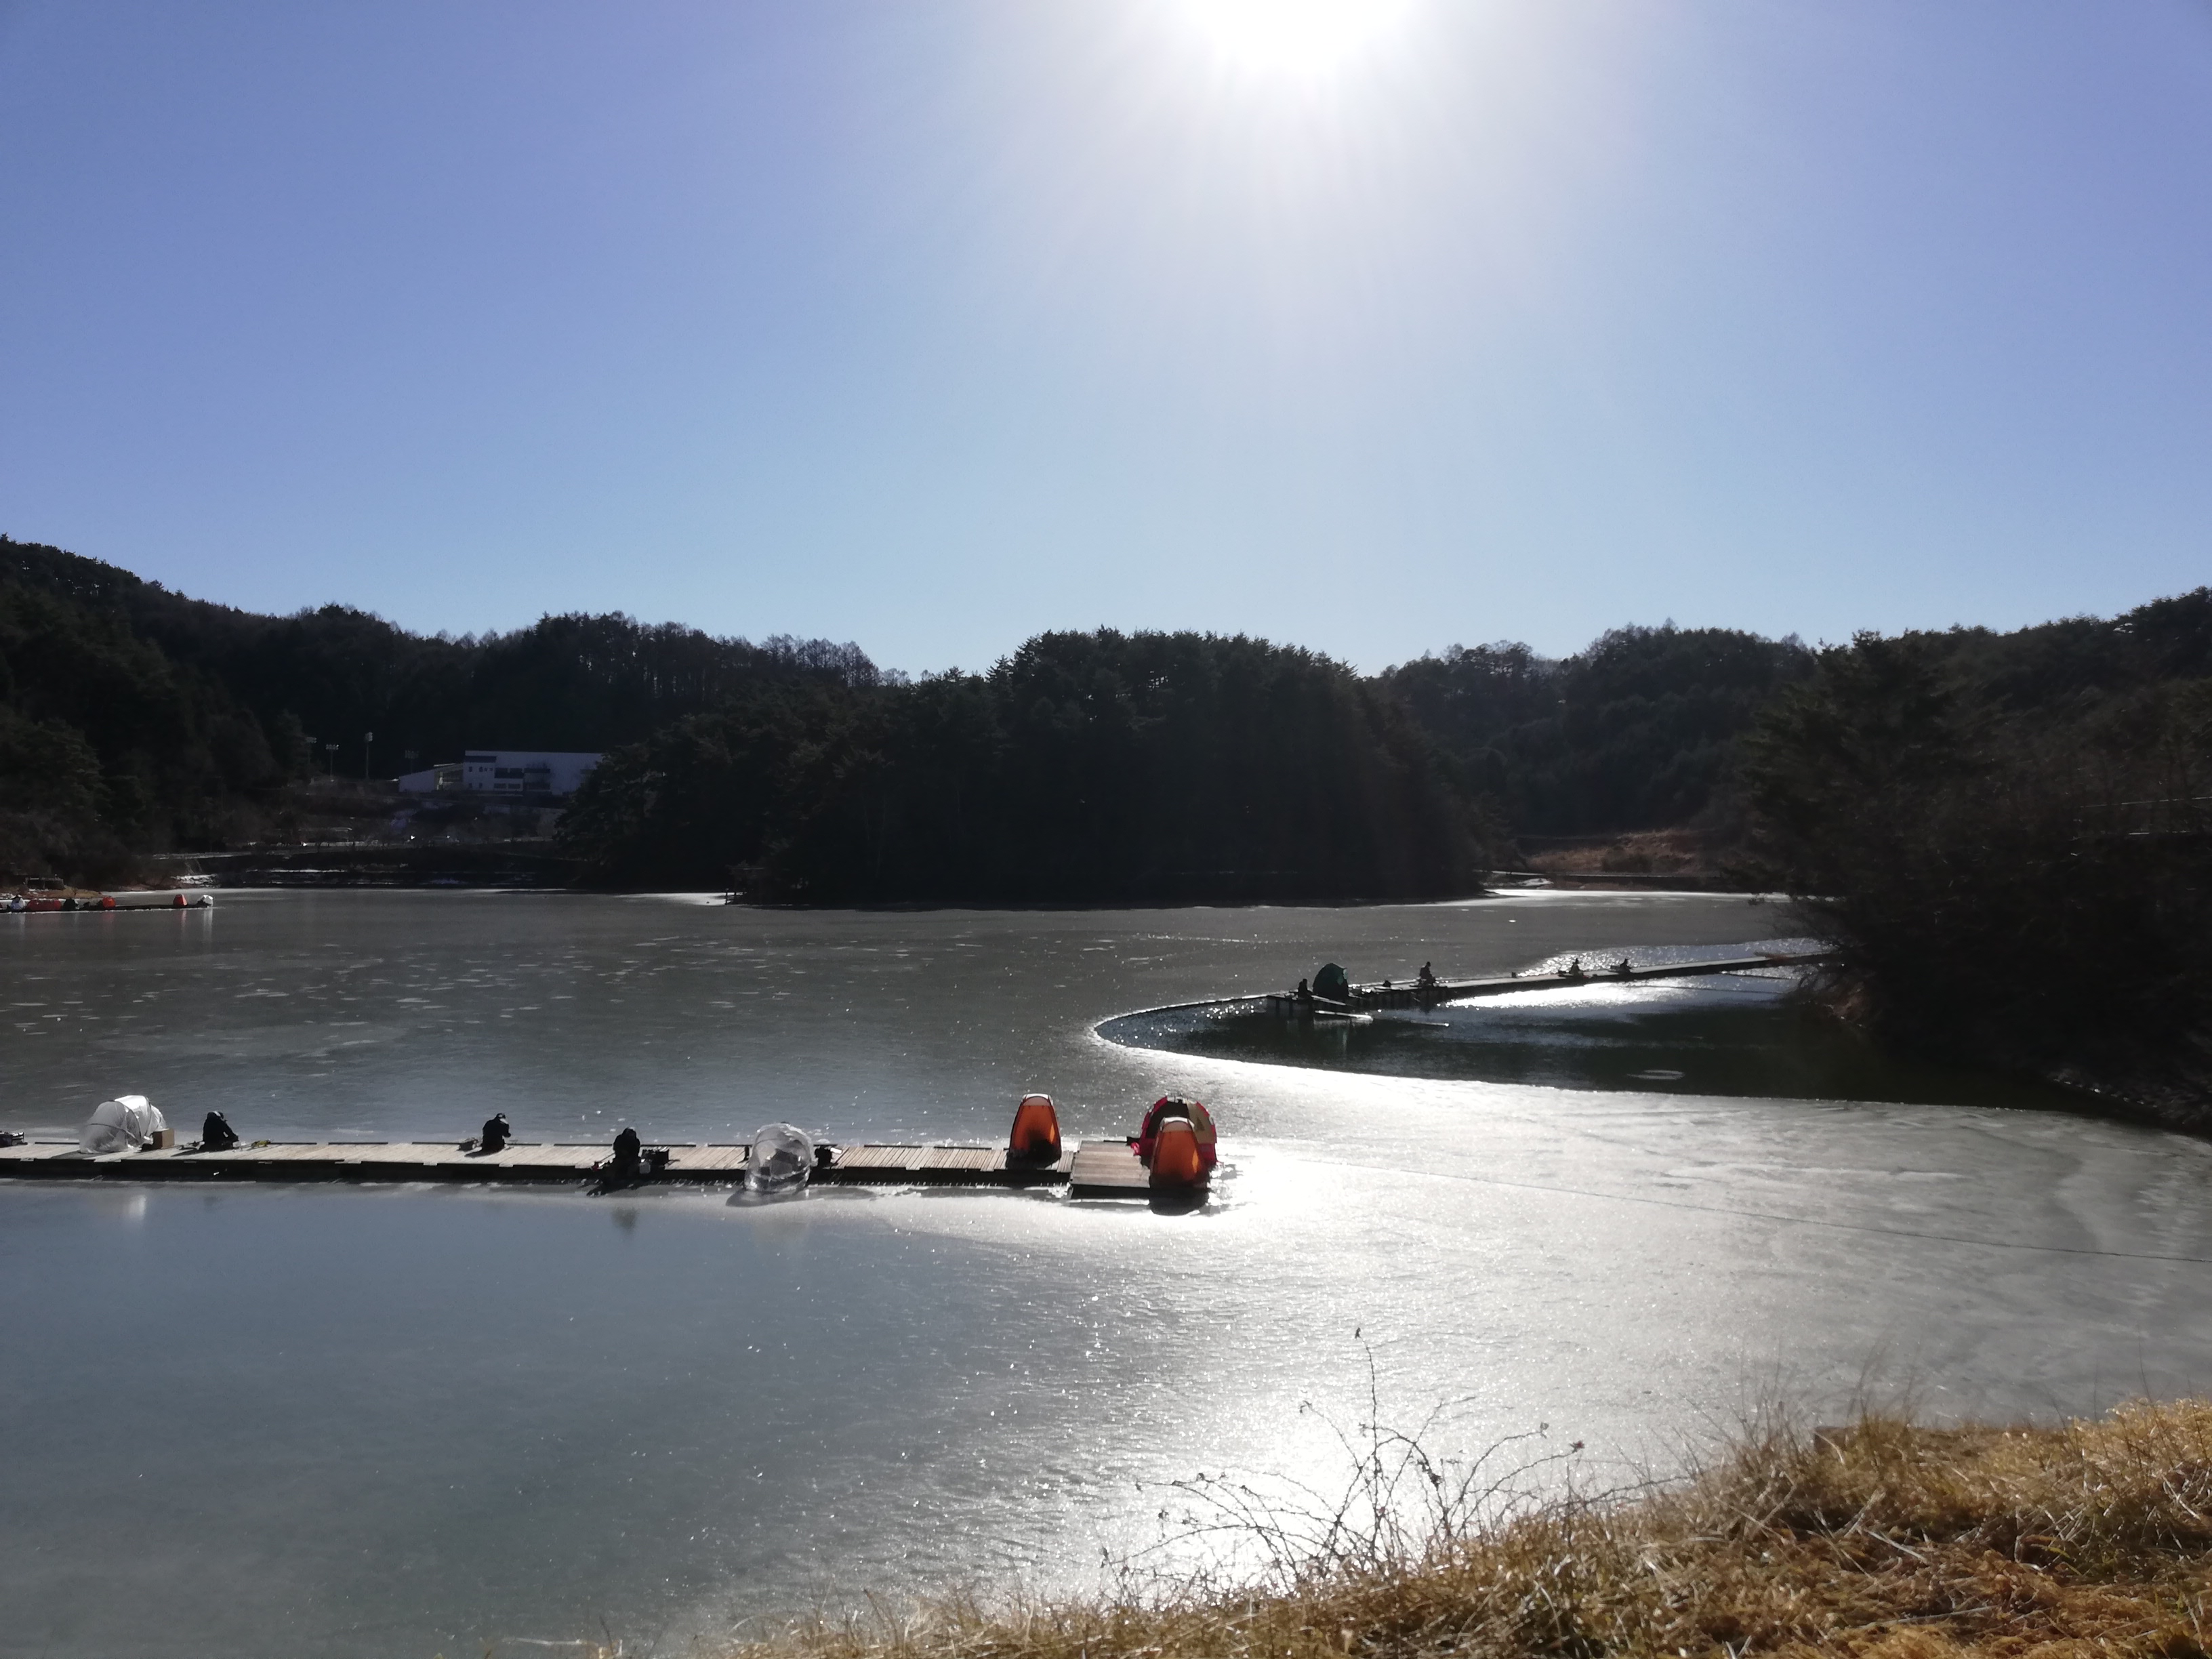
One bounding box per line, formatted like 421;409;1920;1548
1179;0;1418;79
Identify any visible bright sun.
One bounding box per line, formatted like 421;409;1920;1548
1180;0;1418;79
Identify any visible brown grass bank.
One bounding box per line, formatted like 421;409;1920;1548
1521;827;1723;883
724;1403;2212;1659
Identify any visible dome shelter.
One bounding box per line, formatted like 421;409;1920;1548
79;1095;167;1155
746;1123;815;1193
1008;1094;1061;1162
1135;1096;1216;1175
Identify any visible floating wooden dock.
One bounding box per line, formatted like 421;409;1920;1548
0;1136;1165;1197
1263;950;1834;1017
4;890;215;912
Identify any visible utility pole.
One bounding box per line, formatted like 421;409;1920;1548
364;731;374;782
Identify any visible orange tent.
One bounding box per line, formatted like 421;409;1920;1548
1008;1093;1061;1161
1135;1095;1216;1174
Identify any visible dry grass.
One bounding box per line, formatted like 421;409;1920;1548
722;1401;2212;1659
1523;830;1716;880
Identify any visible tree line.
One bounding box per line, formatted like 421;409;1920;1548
552;622;1824;899
557;629;1490;901
1379;624;1816;836
1737;589;2212;1116
0;537;874;878
3;537;1828;893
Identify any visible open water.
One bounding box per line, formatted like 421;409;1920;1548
6;890;2212;1659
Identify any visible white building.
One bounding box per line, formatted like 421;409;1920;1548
397;750;601;798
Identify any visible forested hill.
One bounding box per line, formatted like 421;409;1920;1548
0;537;875;876
547;623;1855;899
1380;626;1816;836
2;535;1823;896
10;535;2206;916
1738;587;2212;1122
558;630;1490;902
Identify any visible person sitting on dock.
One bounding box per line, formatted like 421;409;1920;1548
1613;958;1633;977
1416;962;1437;991
199;1110;239;1152
1563;957;1585;981
611;1126;642;1180
479;1112;512;1155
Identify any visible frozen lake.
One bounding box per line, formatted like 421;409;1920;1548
6;890;2211;1658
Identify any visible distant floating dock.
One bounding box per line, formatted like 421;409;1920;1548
4;890;214;913
0;1137;1158;1197
1262;951;1834;1018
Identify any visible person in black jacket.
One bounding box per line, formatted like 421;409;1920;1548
611;1126;642;1179
200;1111;239;1151
480;1112;512;1154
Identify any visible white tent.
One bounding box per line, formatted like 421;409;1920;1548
79;1095;167;1155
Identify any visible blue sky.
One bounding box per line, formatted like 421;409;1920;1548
3;1;2208;672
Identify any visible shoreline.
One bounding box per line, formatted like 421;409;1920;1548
706;1400;2212;1659
1793;972;2212;1141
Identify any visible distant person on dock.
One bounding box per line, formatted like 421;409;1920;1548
1417;962;1437;991
611;1126;642;1181
199;1111;239;1152
480;1112;512;1155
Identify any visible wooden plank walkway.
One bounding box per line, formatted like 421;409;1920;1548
0;1138;1114;1193
1067;1139;1153;1197
823;1144;1076;1186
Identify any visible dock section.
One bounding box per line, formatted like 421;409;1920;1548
0;1138;1110;1193
1067;1140;1151;1197
1264;950;1834;1018
822;1143;1077;1185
